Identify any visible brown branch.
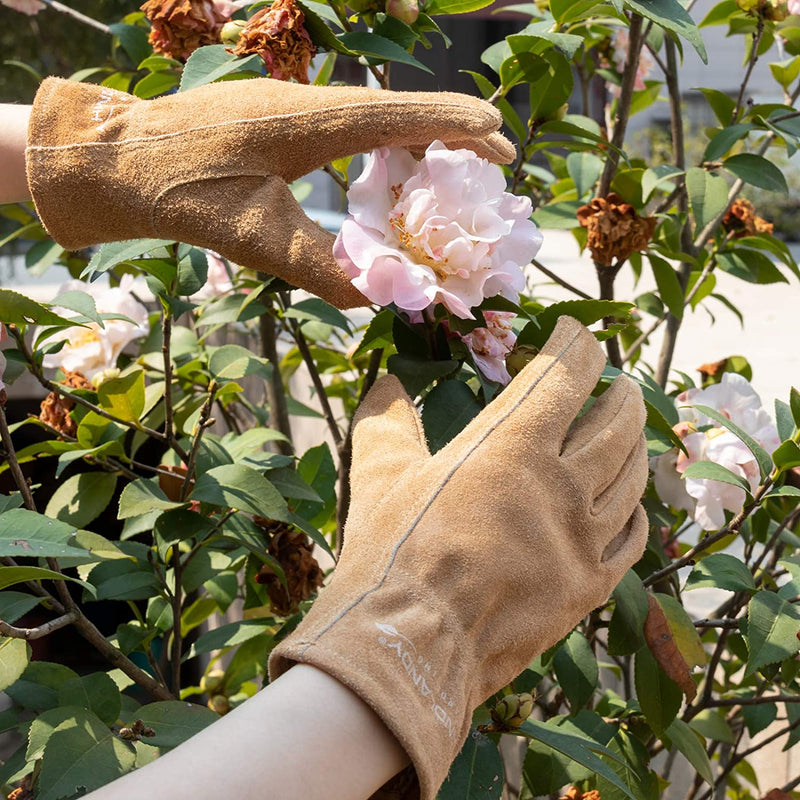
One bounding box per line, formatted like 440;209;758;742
41;0;110;32
259;307;293;456
530;258;592;300
0;403;36;511
597;13;644;196
181;381;218;502
705;694;800;708
730;18;764;125
0;610;78;640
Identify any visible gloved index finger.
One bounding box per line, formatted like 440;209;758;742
448;315;607;458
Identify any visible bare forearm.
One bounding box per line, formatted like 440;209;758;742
85;664;410;800
0;104;32;203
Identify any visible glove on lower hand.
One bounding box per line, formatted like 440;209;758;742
269;315;649;800
25;76;514;309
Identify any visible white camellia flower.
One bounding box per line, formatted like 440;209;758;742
333;141;543;319
652;373;780;530
37;275;150;380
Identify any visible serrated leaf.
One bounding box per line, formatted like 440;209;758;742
83;239;174;280
179;45;263;92
608;569;649;655
45;472;117;528
665;718;713;784
624;0;707;63
635;644;683;735
745;591;800;675
686;553;756;593
438;732;504;800
686;167;728;233
0;565;96;596
0;637;30;692
682;460;752;495
422;381;482;454
118;478;186;519
0;289;77;327
191;464;288;519
338;31;433;73
553;631;598;712
133;701;219;748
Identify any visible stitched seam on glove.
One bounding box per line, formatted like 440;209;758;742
298;326;583;657
24;99;494;152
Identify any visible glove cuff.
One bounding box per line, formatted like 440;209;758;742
25;77;148;250
269;573;474;800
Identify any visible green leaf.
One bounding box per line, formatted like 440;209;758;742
192;618;276;656
175;245;209;295
518;720;637;800
285;297;352;332
772;439;800;470
266;468;322;502
745;590;800;675
83;239;173;280
685;167;728;233
422;381;482;454
5;661;79;710
109;22;152;67
134;69;179;98
294;442;337;525
689;709;734;744
634;645;683;735
742;702;778;736
191;464;289;518
690;404;773;479
686;553;756;593
387;355;459;398
132;701;219;748
180;45;263;91
724;153;789;193
0;289;76;327
682;460;752;494
27;706;94;761
208;344;271;382
553;631;598;712
566;152;603;199
717;249;788;285
641;165;684;201
770;56;800;89
703;123;754;162
518;301;633;350
624;0;707;63
87;557;161;601
0;637;30;692
338;32;433;74
37;710;135;800
0;565;96;595
791;386;800;428
649;254;684;320
45;472;117;528
118;478;185;519
353;310;394;356
0;591;41;624
50;290;103;326
426;0;494;13
0;509;86;558
438;732;504;800
57;673;122;726
665;718;713;784
608;569;649;655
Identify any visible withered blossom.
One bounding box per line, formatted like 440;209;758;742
576;193;656;267
722;198;774;239
230;0;316;84
140;0;235;61
39;371;92;439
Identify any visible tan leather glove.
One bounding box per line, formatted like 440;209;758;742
25;76;515;309
269;315;649;799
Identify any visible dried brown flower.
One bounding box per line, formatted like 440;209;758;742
39;370;91;438
558;789;601;800
230;0;316;84
140;0;235;61
697;357;728;382
7;774;33;800
576;193;656;267
722;198;774;239
253;519;324;616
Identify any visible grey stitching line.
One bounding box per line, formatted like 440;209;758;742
25;100;493;153
298;326;583;655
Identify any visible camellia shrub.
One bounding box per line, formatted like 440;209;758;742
2;0;800;798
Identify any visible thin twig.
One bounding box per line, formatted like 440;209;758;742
705;694;800;708
323;164;349;193
693;618;742;629
41;0;110;33
530;258;592;299
730;18;765;125
180;381;218;502
259;306;293;456
0;403;36;511
0;611;79;640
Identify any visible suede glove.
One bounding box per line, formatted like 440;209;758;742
269;315;649;800
25;76;515;309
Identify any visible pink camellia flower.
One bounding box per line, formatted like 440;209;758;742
652;373;780;530
35;275;150;381
334;141;543;320
790;0;800;14
460;310;517;385
1;0;44;14
609;29;654;94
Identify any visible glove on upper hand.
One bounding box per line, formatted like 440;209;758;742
269;315;649;800
25;76;515;309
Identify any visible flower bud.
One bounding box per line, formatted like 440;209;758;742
736;0;760;10
505;344;539;379
763;0;789;19
91;367;120;388
208;694;231;715
490;692;534;729
200;669;226;696
386;0;419;24
220;19;246;45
